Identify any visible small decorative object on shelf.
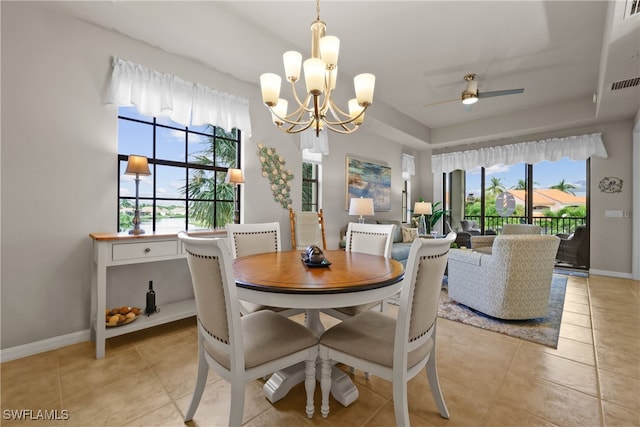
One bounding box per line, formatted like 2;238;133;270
105;306;141;327
145;280;158;316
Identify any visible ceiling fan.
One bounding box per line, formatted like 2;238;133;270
425;73;524;108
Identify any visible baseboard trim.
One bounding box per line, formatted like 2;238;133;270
1;329;91;362
589;269;633;279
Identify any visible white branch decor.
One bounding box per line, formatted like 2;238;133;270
257;144;294;209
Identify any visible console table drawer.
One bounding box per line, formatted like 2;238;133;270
112;240;178;261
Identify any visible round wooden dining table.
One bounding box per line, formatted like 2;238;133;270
233;249;404;333
232;249;404;406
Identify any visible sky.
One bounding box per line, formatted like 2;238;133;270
465;158;587;198
118;107;217;205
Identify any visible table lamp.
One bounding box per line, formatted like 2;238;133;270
225;168;245;224
349;197;374;223
414;201;432;235
125;155;151;235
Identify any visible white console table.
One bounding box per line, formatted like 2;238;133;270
90;230;224;358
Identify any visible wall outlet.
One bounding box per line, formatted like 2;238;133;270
604;210;623;218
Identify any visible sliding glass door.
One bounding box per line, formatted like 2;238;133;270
446;157;589;268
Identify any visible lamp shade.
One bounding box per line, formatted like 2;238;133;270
414;201;432;215
225;168;245;184
349;197;374;216
124;155;151;176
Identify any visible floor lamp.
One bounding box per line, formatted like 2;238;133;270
125;155;151;235
414;201;432;235
349;197;374;223
225;168;244;224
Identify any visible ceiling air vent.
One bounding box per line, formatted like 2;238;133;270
626;0;640;17
610;76;640;91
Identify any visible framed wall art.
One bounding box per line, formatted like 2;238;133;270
345;156;391;211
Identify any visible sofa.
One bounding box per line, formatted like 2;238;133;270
340;220;412;266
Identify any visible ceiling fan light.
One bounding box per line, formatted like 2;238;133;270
462;93;478;105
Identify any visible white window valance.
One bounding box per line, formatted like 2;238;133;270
432;133;607;174
401;153;415;179
105;57;252;136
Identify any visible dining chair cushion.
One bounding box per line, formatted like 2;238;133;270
204;310;318;370
347;231;389;256
231;230;279;257
321;310;433;368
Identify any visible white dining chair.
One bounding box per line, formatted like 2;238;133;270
226;222;303;317
177;232;319;425
322;222;396;321
319;233;456;426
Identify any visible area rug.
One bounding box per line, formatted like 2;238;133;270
388;274;568;348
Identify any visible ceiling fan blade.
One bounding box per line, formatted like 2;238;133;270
477;88;524;99
423;98;458;107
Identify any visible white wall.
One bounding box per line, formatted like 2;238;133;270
0;2;412;350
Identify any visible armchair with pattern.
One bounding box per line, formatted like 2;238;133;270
447;234;560;320
471;223;542;254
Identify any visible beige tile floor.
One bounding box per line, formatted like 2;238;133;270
1;274;638;427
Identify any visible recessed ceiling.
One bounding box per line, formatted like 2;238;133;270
48;1;640;149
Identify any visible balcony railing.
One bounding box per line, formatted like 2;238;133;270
464;215;586;236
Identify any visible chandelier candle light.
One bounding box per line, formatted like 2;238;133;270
260;0;375;137
414;201;432;235
225;168;245;224
125;155;151;235
349;197;374;223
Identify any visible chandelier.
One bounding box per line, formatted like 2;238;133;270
259;0;375;136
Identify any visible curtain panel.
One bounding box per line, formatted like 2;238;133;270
105;57;252;136
432;133;607;174
401;153;415;179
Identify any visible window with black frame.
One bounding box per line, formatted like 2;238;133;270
117;106;241;233
302;162;319;212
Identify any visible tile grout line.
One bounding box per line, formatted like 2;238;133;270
586;275;606;427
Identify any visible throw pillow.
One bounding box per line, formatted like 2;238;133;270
402;227;418;243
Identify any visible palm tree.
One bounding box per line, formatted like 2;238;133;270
511;179;539;190
179;126;239;228
486;176;506;196
550;179;577;195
